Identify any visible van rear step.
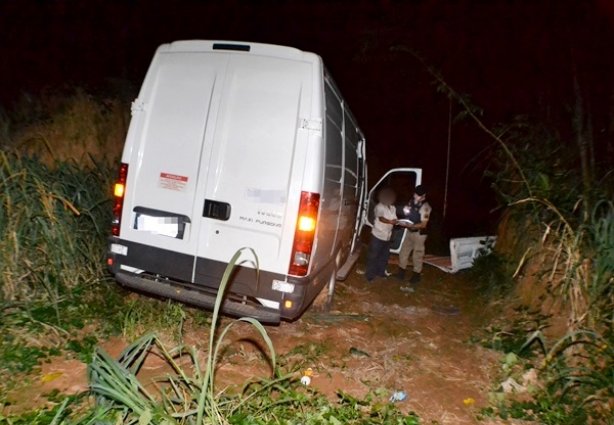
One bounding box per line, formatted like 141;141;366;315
115;272;281;324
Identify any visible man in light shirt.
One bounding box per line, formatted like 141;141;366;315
366;187;398;282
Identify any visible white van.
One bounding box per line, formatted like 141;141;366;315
107;40;421;323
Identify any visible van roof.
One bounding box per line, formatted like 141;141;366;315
159;40;318;62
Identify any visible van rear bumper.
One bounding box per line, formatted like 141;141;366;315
115;271;281;324
107;237;312;321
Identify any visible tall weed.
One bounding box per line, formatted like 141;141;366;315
0;153;112;304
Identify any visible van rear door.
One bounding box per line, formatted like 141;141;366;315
120;52;227;282
192;53;314;287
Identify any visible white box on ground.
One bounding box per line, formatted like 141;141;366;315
424;236;497;274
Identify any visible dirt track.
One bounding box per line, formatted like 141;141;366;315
254;265;504;424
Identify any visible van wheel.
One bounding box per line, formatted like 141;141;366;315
312;250;341;313
312;270;336;313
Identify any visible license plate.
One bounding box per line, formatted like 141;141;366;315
135;214;179;238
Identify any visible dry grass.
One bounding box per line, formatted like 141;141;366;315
3;88;128;167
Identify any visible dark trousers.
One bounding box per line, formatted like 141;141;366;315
366;235;391;281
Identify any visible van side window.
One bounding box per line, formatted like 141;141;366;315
344;112;359;189
325;83;343;183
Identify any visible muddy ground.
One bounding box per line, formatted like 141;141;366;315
6;261;523;424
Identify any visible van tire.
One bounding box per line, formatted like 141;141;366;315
312;270;336;313
312;250;342;313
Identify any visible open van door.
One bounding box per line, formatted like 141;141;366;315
364;168;422;254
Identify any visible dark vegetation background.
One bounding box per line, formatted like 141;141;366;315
2;0;613;243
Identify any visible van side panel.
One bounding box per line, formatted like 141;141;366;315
305;75;365;298
311;82;343;273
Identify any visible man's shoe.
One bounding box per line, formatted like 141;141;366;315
410;272;421;284
396;268;406;281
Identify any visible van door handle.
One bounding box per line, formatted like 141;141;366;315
203;199;231;221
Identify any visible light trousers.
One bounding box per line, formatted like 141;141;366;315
398;231;427;273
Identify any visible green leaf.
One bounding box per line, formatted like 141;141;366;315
138;409;152;425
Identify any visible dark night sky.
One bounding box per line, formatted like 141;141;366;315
2;0;613;240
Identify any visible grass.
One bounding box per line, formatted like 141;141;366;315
80;248;421;424
468;249;514;297
475;314;613;423
0;283;207;382
471;306;551;356
0;151;211;403
121;298;193;343
0;150;117;395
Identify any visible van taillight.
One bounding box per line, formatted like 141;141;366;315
288;191;320;276
111;163;128;236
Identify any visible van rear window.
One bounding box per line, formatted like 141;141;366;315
212;43;250;52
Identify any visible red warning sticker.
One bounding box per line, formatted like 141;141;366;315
159;172;188;192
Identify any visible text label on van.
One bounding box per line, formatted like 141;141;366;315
159;172;189;192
